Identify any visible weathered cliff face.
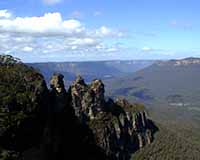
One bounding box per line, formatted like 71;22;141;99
114;98;152;148
0;56;157;160
70;76;105;121
91;108;152;160
69;76;155;159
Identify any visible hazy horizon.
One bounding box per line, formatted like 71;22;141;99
24;56;200;63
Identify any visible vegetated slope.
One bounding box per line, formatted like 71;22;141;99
106;57;200;105
132;125;200;160
0;55;48;159
28;60;154;84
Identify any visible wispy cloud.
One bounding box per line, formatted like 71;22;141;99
43;0;62;5
22;46;33;52
170;20;192;30
95;26;125;38
141;47;175;57
70;10;83;19
141;47;153;52
94;11;102;17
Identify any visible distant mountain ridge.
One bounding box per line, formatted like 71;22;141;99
106;57;200;103
28;60;154;84
106;57;200;131
156;57;200;66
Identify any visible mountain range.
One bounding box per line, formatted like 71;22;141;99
2;55;200;160
28;57;200;130
29;57;200;159
28;60;154;85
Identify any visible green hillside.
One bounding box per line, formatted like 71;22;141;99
132;124;200;160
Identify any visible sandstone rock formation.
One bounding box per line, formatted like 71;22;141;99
69;75;154;159
70;76;105;121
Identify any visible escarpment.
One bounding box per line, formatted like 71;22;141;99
0;57;157;160
69;76;155;159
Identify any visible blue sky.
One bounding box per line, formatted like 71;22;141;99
0;0;200;62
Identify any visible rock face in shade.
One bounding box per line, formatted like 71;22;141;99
50;73;69;112
0;56;157;160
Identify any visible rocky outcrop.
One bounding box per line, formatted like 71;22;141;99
44;73;70;159
88;98;153;159
70;76;105;121
0;57;157;160
114;98;152;148
46;74;109;160
49;73;69;112
69;75;155;159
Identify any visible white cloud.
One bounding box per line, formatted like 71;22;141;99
43;0;62;5
170;20;192;29
99;26;110;35
23;46;33;52
94;11;102;17
0;10;12;19
140;47;176;56
0;11;125;62
0;13;85;37
171;20;178;26
0;12;125;39
68;38;98;46
141;47;154;52
96;26;124;38
71;46;77;50
106;47;118;52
